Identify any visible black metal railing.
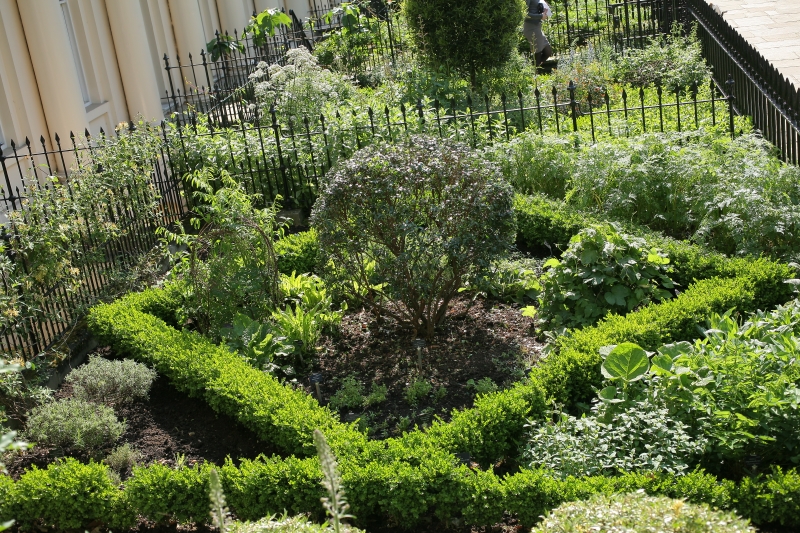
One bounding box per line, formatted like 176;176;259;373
681;0;799;163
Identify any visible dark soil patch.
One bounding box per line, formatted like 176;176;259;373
4;354;271;480
305;296;545;438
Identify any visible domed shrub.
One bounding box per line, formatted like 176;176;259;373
24;398;125;452
66;356;156;407
533;492;755;533
311;135;515;339
403;0;525;87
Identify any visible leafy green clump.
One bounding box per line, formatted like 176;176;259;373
329;377;365;412
312;135;515;339
24;398;125;452
538;224;676;330
403;0;524;87
533;492;754;533
66;356;156;407
614;23;711;91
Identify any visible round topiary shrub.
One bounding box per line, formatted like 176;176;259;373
403;0;525;86
311;135;515;339
533;492;755;533
24;398;125;452
65;356;157;407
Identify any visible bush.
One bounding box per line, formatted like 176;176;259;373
538;224;676;329
522;402;705;478
533;492;754;533
403;0;524;87
4;458;131;530
329;376;364;412
24;398;125;452
159;169;281;337
312;135;515;339
66;356;156;407
614;23;711;91
104;443;141;475
276;230;320;276
125;462;212;524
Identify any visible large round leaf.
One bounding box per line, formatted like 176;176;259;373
601;342;649;383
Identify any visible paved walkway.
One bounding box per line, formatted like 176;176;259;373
707;0;800;89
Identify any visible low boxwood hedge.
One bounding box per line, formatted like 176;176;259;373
4;199;798;530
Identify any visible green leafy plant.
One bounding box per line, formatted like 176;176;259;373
363;383;388;407
24;398;125;452
271;305;325;358
0;359;53;425
538;224;676;329
65;356;156;407
159;168;280;337
221;313;295;374
244;9;292;47
467;377;499;396
523;400;705;479
206;33;245;62
468;257;542;304
312;135;515;339
313;429;354;532
405;379;433;407
104;443;141;476
328;376;365;412
533;491;755;533
614;23;711;91
403;0;525;87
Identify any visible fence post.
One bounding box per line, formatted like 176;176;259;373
568;81;578;132
725;73;735;138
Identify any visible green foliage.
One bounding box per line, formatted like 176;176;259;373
276;230;320;276
206;33;245;62
221;313;295;374
512;194;798;310
609;301;800;473
329;376;365;412
403;0;525;86
363;384;388;407
87;290;363;457
538;224;676;329
533;492;754;533
467;257;541;304
271;305;324;358
251;49;357;122
159;168;280;337
522;401;705;478
125;462;213;524
104;443;141;475
230;514;363;533
314;430;353;532
500;127;800;263
614;23;712;91
0;361;29;477
405;379;433;407
4;458;130;530
0;359;53;425
0;122;164;350
312;135;515;339
467;377;499;395
24;398;124;452
65;356;156;407
244;9;292;46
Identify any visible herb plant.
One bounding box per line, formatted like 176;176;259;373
24;398;125;452
66;356;156;407
538;224;676;329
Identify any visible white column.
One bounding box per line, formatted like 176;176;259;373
254;0;282;14
167;0;208;67
216;0;250;33
17;0;90;147
283;0;309;19
105;0;164;122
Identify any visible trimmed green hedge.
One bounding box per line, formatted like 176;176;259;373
276;229;319;276
4;201;798;530
3;456;800;530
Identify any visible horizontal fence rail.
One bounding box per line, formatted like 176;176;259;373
683;0;799;164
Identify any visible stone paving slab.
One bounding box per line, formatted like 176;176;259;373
707;0;800;89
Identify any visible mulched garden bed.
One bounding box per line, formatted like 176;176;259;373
306;296;544;438
4;353;271;481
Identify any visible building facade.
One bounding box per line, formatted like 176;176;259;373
0;0;318;167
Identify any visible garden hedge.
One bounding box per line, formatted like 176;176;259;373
3;198;798;530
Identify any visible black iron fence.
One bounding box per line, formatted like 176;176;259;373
681;0;799;164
